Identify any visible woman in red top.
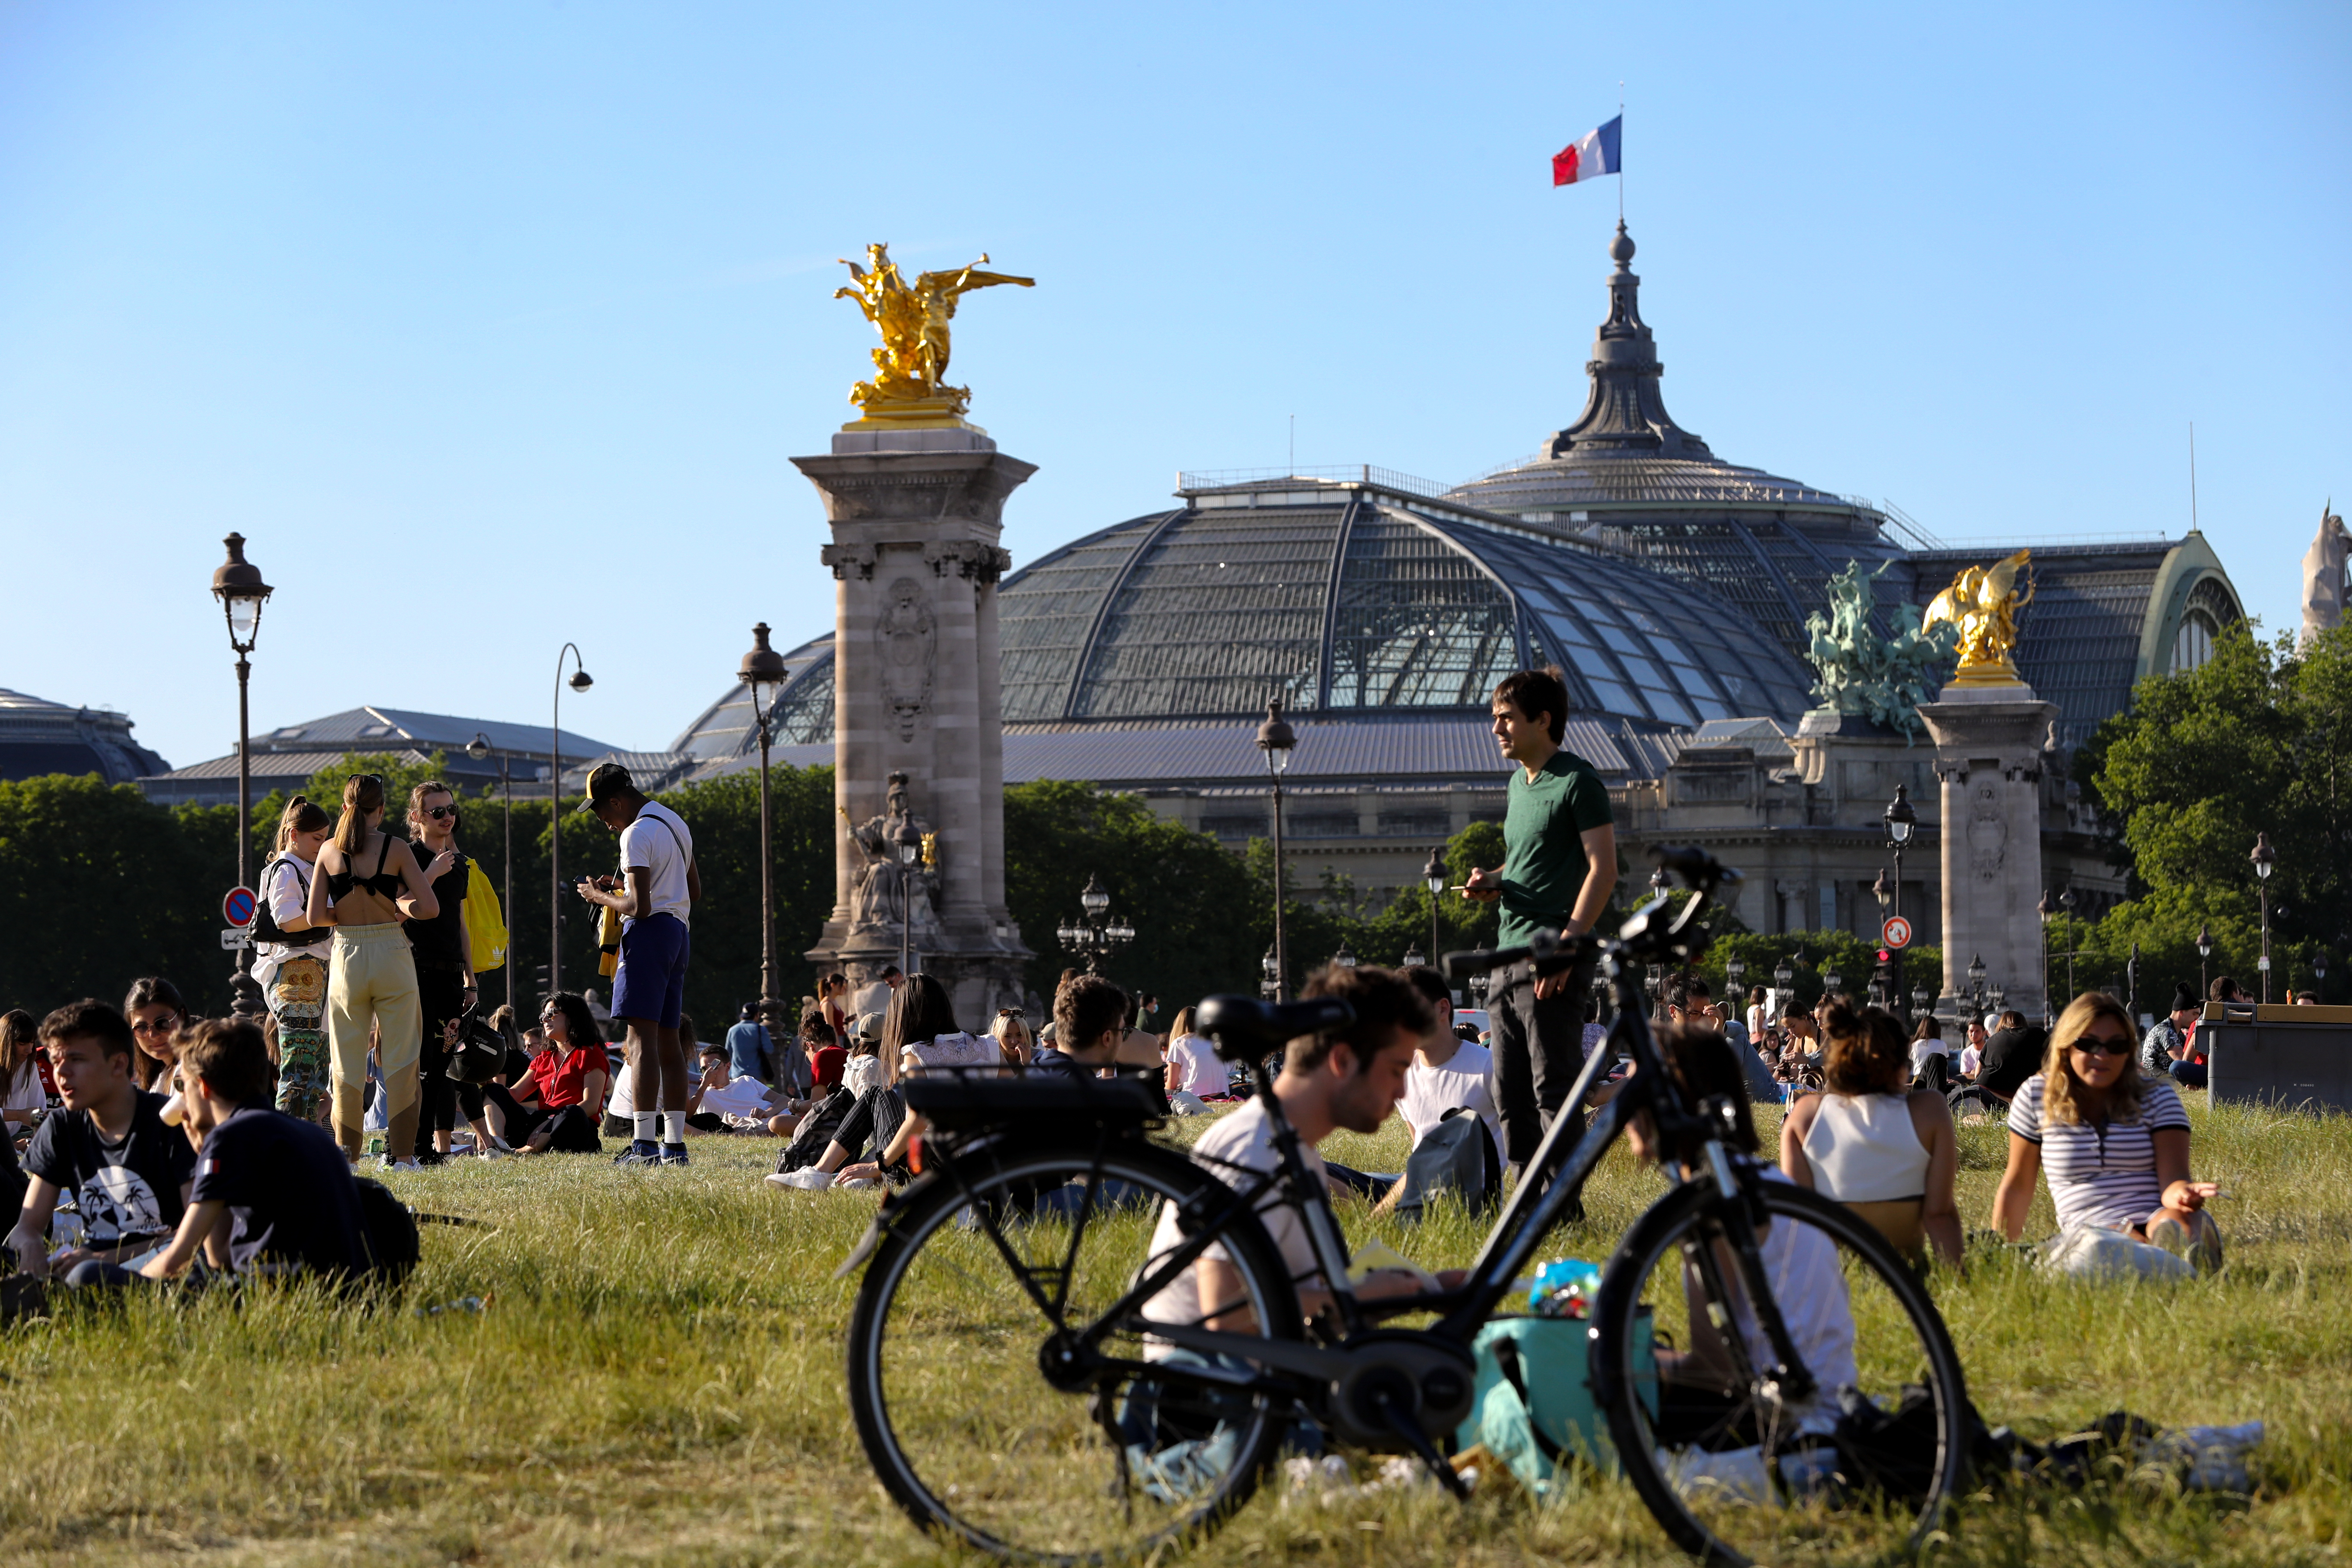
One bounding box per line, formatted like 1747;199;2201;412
485;994;608;1155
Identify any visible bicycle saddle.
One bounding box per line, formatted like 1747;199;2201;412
1192;994;1354;1063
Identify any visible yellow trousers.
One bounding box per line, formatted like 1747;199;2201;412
329;922;422;1162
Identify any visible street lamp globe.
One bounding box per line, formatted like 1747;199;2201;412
1884;783;1915;845
1080;873;1111;918
1772;958;1794;991
211;533;273;650
1421;848;1446;897
1256;696;1296;776
894;821;921;867
2196;925;2213;959
1822;965;1844;996
466;734;491;762
568;668;593;693
1261;947;1280;983
1332;941;1358;970
1725;955;1746;990
1967;953;1988;992
1401;943;1425;969
738;621;789;712
2251;832;2276;881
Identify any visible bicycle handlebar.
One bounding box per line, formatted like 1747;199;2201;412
1194;993;1355;1064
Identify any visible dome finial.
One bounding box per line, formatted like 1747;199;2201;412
1610;219;1635;266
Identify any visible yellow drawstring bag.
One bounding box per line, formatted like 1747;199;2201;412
464;864;508;974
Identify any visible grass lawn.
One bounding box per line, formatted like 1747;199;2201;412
2;1096;2347;1566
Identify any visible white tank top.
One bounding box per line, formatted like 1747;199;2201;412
1801;1093;1930;1204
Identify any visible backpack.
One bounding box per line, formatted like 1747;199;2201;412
249;856;329;952
777;1087;855;1174
1455;1312;1647;1491
1387;1109;1500;1222
354;1177;420;1287
464;869;507;974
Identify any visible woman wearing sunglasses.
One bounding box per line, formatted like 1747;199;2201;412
122;977;188;1093
404;780;502;1161
305;773;444;1169
1991;991;2222;1271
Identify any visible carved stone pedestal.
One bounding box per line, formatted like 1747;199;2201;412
796;427;1033;1026
1918;683;2058;1024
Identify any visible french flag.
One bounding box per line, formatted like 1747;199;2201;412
1552;115;1622;188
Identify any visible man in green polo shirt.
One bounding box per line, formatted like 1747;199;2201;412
1461;667;1617;1178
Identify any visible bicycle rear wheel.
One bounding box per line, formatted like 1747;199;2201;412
845;1139;1303;1564
1591;1177;1970;1566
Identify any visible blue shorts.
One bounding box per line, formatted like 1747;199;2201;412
611;913;690;1029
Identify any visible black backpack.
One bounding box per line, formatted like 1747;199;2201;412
1387;1108;1501;1222
777;1087;855;1174
249;855;329;952
354;1177;420;1286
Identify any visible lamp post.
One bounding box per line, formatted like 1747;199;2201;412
895;820;922;979
1725;955;1747;1037
1421;846;1446;974
1259;946;1280;1002
2252;832;2276;1003
737;623;790;1015
2038;891;2055;1027
1332;941;1358;972
1057;873;1136;976
2196;923;2212;1000
211;535;273;1021
466;733;517;1014
1401;942;1426;969
1257;698;1297;1001
2127;940;2141;1020
549;646;593;995
2058;887;2079;1002
1772;957;1794;1027
1966;952;1988;1019
1885;783;1915;1020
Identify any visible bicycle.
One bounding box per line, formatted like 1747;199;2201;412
841;847;1972;1565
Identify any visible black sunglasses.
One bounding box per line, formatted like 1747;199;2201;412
2072;1032;2134;1056
425;805;459;821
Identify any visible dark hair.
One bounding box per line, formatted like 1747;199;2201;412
178;1017;274;1106
1053;974;1129;1057
880;965;903;980
1822;1000;1909;1096
1402;964;1452;1012
275;793;333;853
2209;975;2242;1003
1491;667;1570;744
1289;965;1434;1075
1651;1025;1760;1159
405;778;456;838
0;1008;37;1078
799;1013;837;1046
677;1013;696;1050
335;773;386;854
122;977;187;1089
1749;984;1768;1004
1668;975;1712;1008
38;999;135;1063
882;974;959;1057
542;992;598;1053
1911;1014;1943;1042
1995;1009;2025;1032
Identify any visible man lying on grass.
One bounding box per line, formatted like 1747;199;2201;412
67;1018;367;1290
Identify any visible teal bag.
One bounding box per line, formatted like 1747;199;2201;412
1454;1309;1654;1495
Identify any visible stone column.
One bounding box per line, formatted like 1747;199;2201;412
796;427;1034;1026
1918;683;2058;1024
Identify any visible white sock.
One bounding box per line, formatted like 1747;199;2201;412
663;1110;689;1145
634;1112;658;1144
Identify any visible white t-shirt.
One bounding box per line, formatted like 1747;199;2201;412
1746;1168;1860;1435
251;852;324;987
842;1052;885;1098
3;1058;43;1117
1909;1038;1953;1076
1399;1040;1501;1158
1142;1099;1325;1348
1958;1044;1982;1078
617;801;695;925
1164;1034;1229;1097
2006;1072;2191;1233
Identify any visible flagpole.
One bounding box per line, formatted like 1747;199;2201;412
1618;83;1626;222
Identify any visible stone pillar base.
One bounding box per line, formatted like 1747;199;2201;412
1919;681;2058;1025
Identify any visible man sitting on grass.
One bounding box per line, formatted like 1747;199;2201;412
8;1001;193;1280
70;1018;366;1289
1028;975;1128;1078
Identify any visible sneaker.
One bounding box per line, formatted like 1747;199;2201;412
380;1157;426;1173
474;1144;507;1161
765;1168;834;1191
658;1144;690;1167
613;1141;662;1167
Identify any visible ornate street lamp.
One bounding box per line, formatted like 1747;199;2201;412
2196;922;2213;999
1421;846;1446;975
1966;952;1988;1017
1772;956;1794;1023
2058;887;2079;1003
466;733;518;1013
549;645;592;994
1401;942;1426;969
1332;940;1358;972
211;535;273;1020
895;819;922;979
1724;954;1747;1036
1060;873;1134;976
2253;832;2276;1003
738;623;791;1017
1822;963;1844;998
1259;946;1280;1001
1256;697;1297;1001
2038;890;2056;1026
2126;940;2141;1020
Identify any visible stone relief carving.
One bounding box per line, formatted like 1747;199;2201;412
923;539;1013;584
843;771;943;939
1966;778;2008;883
821;542;877;581
877;577;937;739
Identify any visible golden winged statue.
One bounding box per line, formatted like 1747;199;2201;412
1923;549;2036;685
833;243;1033;425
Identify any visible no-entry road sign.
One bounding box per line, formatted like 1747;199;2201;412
223;885;257;928
1882;915;1913;949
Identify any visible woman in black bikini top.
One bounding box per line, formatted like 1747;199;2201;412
304;774;447;1168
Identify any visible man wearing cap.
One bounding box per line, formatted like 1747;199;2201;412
575;763;701;1167
2141;986;2201;1080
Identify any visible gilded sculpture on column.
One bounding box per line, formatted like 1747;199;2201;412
833;243;1034;426
1924;549;2036;686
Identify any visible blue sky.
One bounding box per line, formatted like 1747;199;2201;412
3;2;2345;771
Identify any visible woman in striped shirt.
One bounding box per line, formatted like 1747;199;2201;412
1990;992;2222;1271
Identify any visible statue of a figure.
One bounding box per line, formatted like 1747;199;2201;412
2303;500;2347;647
843;772;943;937
1924;550;2036;683
833;243;1034;420
1803;559;1960;738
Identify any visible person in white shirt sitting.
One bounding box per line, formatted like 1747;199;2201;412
1161;1007;1233;1101
1394;967;1500;1160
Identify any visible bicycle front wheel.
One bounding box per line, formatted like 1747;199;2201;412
1591;1177;1970;1566
845;1139;1304;1564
